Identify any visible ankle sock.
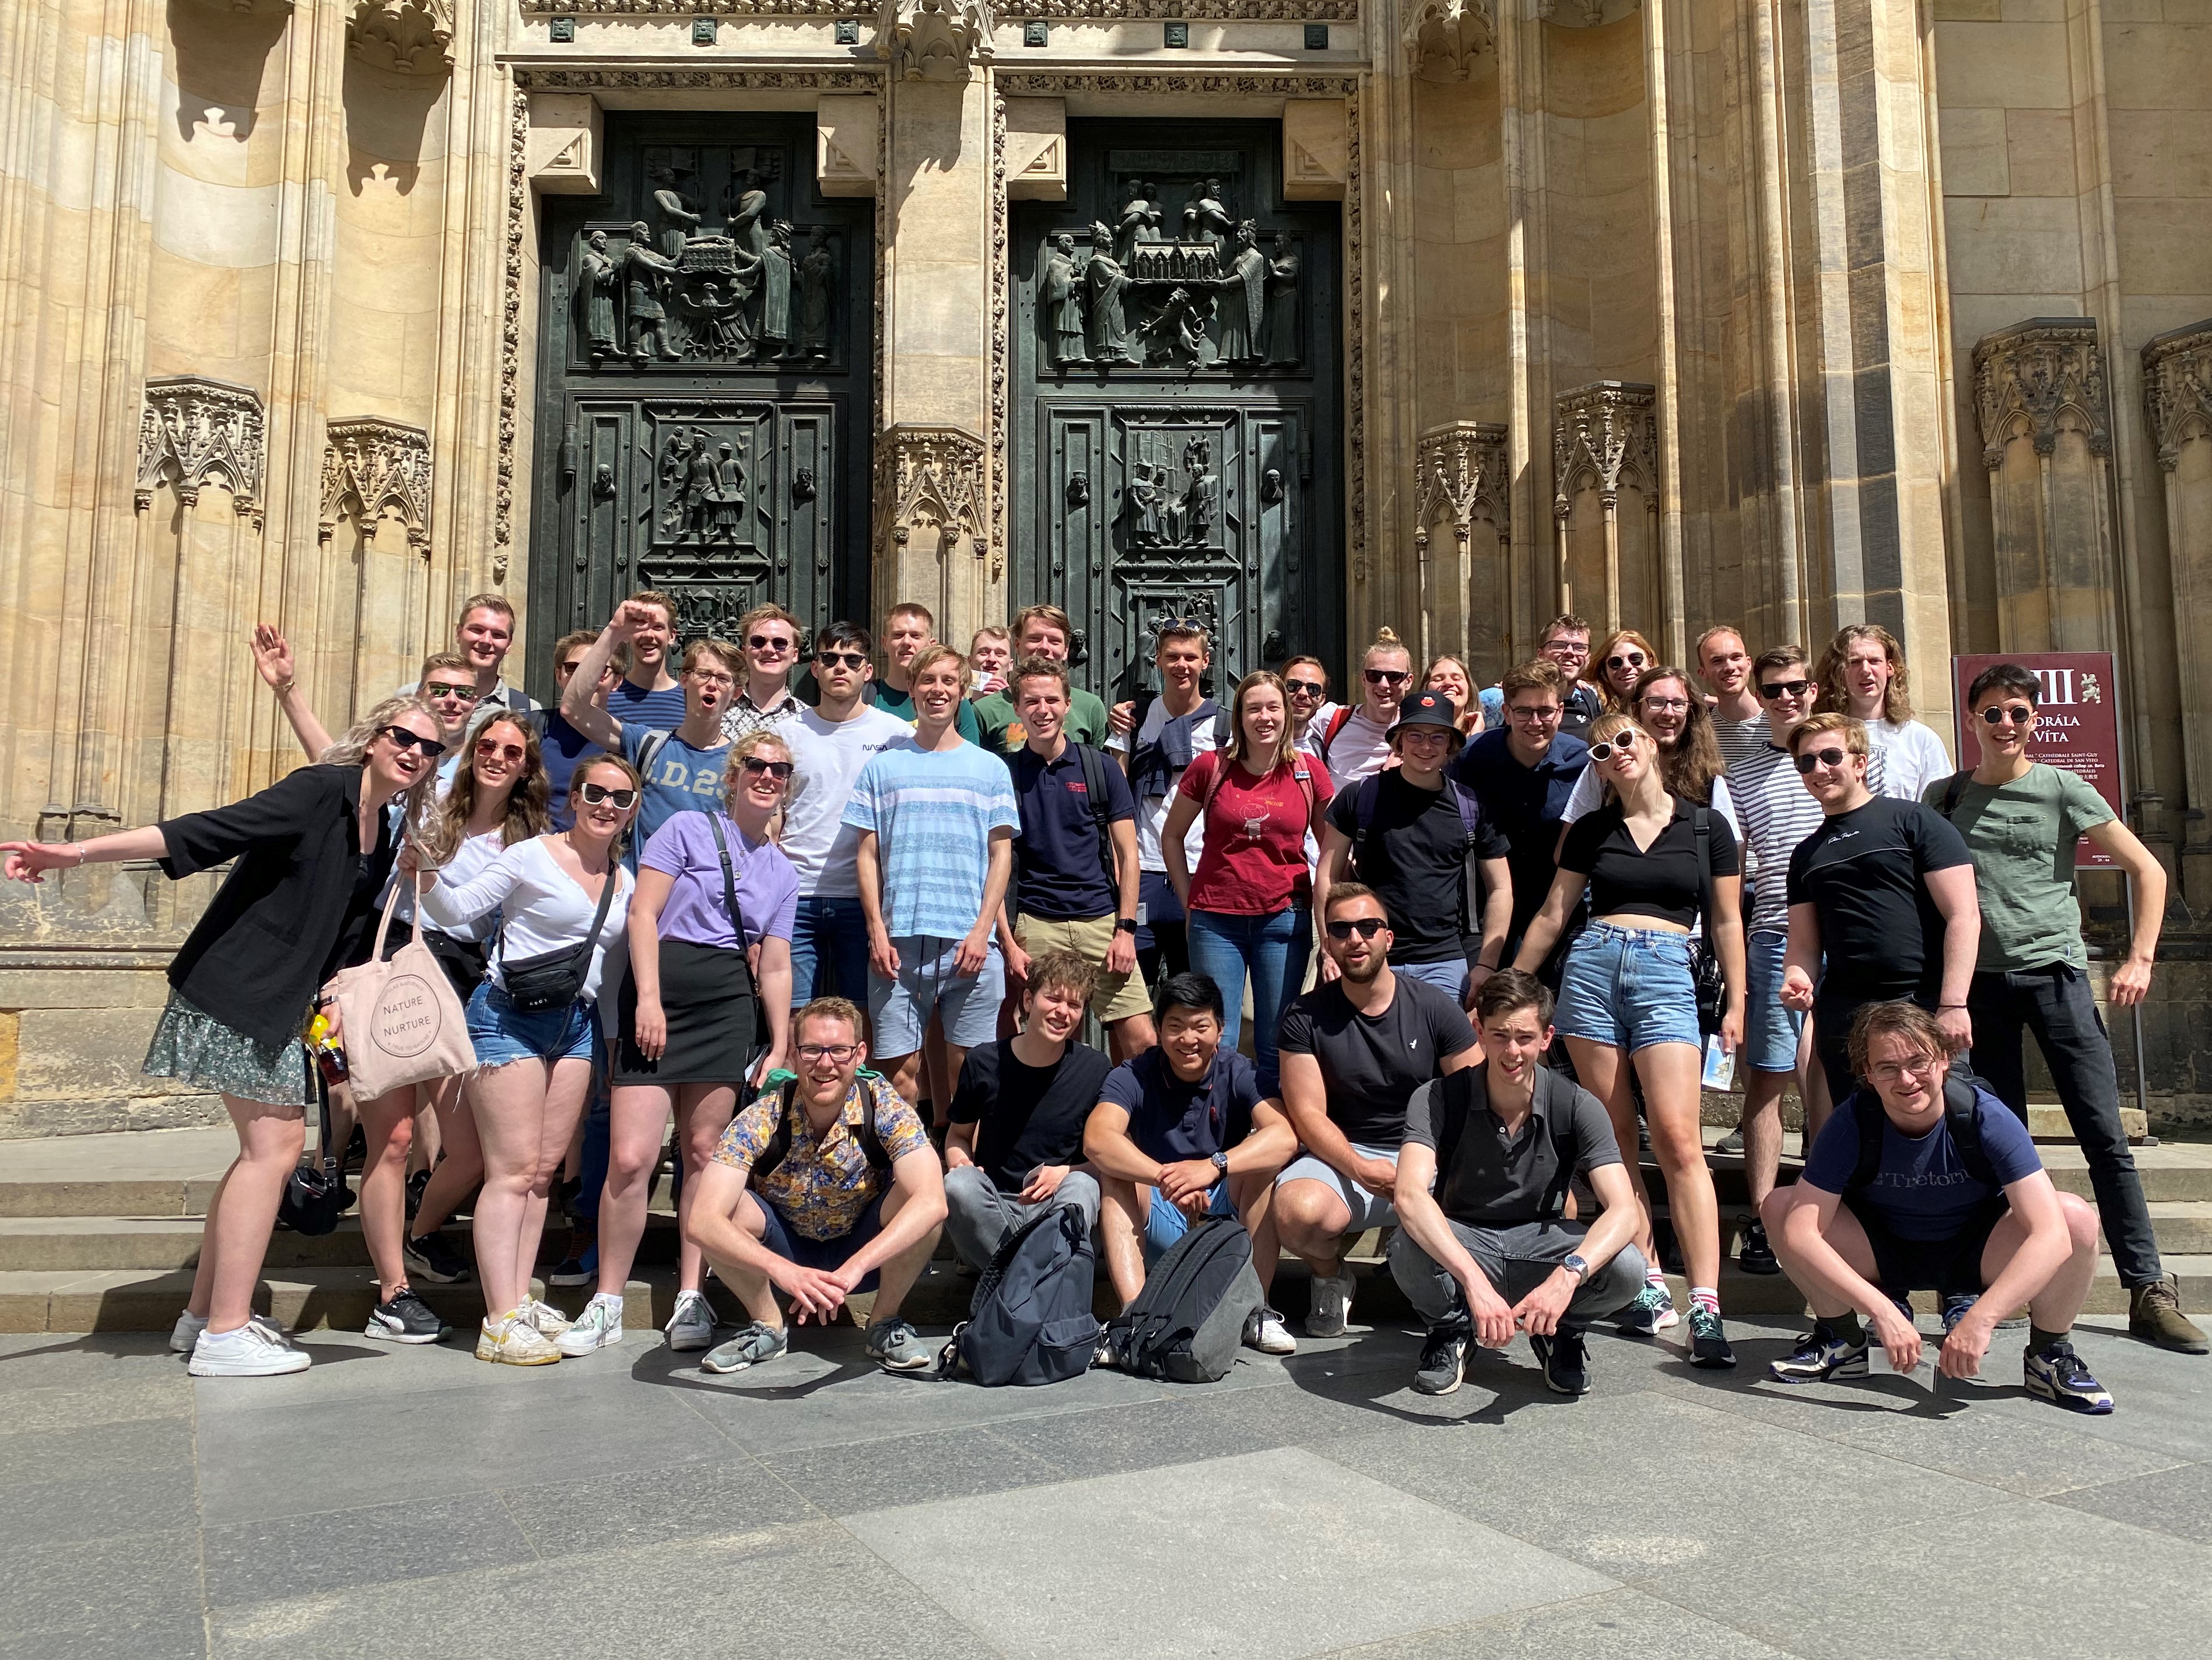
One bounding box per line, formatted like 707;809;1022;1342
1645;1268;1670;1292
598;1292;624;1316
2029;1323;2071;1353
1823;1311;1865;1344
1689;1286;1720;1318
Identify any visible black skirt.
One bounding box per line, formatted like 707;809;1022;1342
371;906;489;998
614;938;756;1084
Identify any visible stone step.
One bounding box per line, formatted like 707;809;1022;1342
0;1212;678;1273
2029;1102;2151;1142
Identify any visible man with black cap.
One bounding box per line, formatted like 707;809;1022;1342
1319;687;1513;1007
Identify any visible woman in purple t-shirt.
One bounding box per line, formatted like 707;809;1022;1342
565;730;800;1357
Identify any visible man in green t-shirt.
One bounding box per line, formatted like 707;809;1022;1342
1927;661;2203;1353
971;604;1111;754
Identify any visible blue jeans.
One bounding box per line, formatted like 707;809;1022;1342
1185;906;1310;1095
788;894;870;1004
1395;958;1468;1001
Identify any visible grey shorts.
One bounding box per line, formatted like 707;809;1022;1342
869;935;1005;1055
1274;1140;1399;1232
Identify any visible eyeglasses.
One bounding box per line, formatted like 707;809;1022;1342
797;1042;860;1063
1588;736;1638;761
1326;916;1389;940
1284;679;1326;698
749;635;795;654
1793;747;1850;775
1363;669;1408;687
688;670;736;687
816;650;868;671
741;757;795;780
1605;652;1647;672
1640;696;1689;713
1508;703;1562;723
576;781;637;807
1758;678;1812;701
474;739;526;764
1869;1056;1941;1085
378;726;446;758
1979;703;2035;727
422;681;479;703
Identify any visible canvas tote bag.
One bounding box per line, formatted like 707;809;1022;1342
322;873;478;1099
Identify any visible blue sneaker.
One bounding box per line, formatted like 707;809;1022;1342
1617;1281;1679;1336
2024;1340;2114;1414
1769;1323;1870;1383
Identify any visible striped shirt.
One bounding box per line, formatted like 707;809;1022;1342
843;735;1019;939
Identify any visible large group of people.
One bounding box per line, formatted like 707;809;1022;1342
4;593;2200;1416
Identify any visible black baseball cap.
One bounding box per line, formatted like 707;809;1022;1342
1389;689;1463;742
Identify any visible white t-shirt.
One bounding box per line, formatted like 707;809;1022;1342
380;827;506;939
422;836;632;1002
778;705;914;898
1866;717;1952;802
1105;697;1218;873
1299;701;1394;785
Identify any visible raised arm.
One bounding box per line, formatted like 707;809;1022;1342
559;607;636;750
250;625;335;758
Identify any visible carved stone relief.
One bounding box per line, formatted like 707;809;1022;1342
816;95;880;198
1553;381;1659;515
524;0;1355;14
874;0;995;83
1972;317;2112;471
2144;321;2212;472
135;376;266;519
1413;420;1508;547
528;93;603;195
320;417;434;552
348;1;455;75
885;423;987;552
1404;0;1496;82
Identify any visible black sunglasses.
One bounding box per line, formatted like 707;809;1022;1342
1979;703;2035;726
1758;678;1813;701
816;650;868;670
1363;669;1408;686
749;634;795;653
1284;679;1326;698
1793;747;1849;775
1326;917;1389;940
379;726;446;758
1606;652;1647;671
741;757;795;780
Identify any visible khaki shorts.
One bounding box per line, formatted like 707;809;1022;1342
1015;912;1152;1024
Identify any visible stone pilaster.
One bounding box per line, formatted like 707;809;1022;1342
1412;421;1510;675
2142;321;2212;894
1552;381;1659;631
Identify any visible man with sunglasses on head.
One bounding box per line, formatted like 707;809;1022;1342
719;603;805;745
1780;712;1979;1133
1927;664;2203;1351
777;622;913;1003
1300;629;1415;784
1275;883;1480;1338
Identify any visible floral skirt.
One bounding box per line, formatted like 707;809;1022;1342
142;990;313;1108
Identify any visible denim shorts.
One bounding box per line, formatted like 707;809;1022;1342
1743;929;1805;1075
1554;921;1702;1053
468;982;601;1067
1394;959;1468;1002
1144;1180;1235;1263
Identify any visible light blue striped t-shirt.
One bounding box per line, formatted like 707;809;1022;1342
843;736;1019;940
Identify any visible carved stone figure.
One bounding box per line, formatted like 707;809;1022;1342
682;430;721;541
1134;284;1211;368
1260;467;1285;505
761;221;794;357
1039;232;1089;368
796;227;835;359
1215;221;1268;366
1121;462;1165;546
1263;232;1301;366
725;167;769;261
713;442;747;537
1180;437;1219;546
1182;178;1231;257
675;281;745;358
622;222;682;362
648;167;700;260
580;229;619;360
791;466;817;505
1082;223;1134;366
593;462;616;500
1115;180;1159;269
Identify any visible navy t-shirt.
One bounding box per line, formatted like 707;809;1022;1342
1099;1046;1263;1164
1450;728;1590;938
539;711;604;832
1799;1085;2042;1241
1009;742;1137;921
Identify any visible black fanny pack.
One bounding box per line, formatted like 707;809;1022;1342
502;861;618;1012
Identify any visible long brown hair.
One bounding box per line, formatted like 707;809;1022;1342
1222;670;1302;778
1816;624;1915;723
1631;666;1724;806
419;712;550;864
1591;629;1660;712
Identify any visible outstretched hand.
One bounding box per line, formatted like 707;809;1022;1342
250;624;296;690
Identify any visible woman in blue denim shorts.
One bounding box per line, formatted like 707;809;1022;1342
1514;712;1748;1367
418;753;639;1365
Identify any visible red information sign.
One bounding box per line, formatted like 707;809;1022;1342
1951;652;2123;868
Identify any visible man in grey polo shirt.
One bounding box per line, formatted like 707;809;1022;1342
1389;969;1647;1398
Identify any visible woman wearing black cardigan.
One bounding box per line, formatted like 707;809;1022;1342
2;695;445;1377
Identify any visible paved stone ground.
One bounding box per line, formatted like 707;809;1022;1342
3;1312;2208;1660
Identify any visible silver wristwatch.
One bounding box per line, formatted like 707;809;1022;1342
1561;1253;1590;1282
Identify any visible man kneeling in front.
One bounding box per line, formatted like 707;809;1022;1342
1762;1000;2113;1412
1388;969;1648;1396
682;997;947;1375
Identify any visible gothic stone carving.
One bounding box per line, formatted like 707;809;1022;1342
348;1;455;75
874;0;994;83
2144;321;2212;473
884;423;987;552
1553;381;1659;516
1404;0;1496;82
1973;317;2112;471
135;376;266;517
1536;0;1625;22
320;417;434;552
1413;421;1508;547
525;1;1355;14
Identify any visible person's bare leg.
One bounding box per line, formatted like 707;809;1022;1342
1109;1011;1156;1063
1801;1020;1834;1151
1636;1041;1720;1290
1230;1169;1279;1298
1982;1194;2101;1331
1272;1179;1353;1278
1740;1069;1789;1213
520;1057;594;1296
699;1191;777;1325
354;1086;418;1300
673;1082;738;1293
469;1062;551;1316
186;1161;236;1319
595;1081;673;1295
410;1076;482;1238
1760;1186;1881;1319
867;1182;945;1321
201;1096;307;1331
1099;1177;1149;1308
410;1091;441;1176
1567;1036;1652;1259
879;1051;924;1116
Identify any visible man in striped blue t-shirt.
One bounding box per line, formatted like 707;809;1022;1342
846;643;1020;1121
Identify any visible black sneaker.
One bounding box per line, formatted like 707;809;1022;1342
404;1168;430;1222
547;1221;597;1288
1737;1218;1779;1276
1687;1304;1737;1369
364;1288;448;1344
2024;1340;2114;1414
402;1228;471;1286
1530;1329;1590;1395
1769;1322;1870;1383
1413;1318;1471;1396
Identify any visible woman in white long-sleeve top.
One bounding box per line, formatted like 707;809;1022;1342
415;752;640;1365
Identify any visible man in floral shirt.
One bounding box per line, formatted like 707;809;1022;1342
682;997;947;1374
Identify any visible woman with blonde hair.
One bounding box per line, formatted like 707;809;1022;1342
1514;710;1748;1368
1160;670;1335;1092
1421;654;1483;737
560;729;801;1356
2;694;446;1375
415;752;640;1364
1300;627;1412;784
1591;628;1660;712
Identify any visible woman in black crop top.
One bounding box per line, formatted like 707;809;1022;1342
1513;713;1748;1367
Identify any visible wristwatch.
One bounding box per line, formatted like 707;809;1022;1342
1114;917;1139;934
1211;1149;1230;1176
1561;1253;1589;1283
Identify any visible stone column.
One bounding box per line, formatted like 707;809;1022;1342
1413;421;1512;676
2143;322;2212;902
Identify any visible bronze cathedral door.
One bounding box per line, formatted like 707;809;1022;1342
528;114;874;680
1012;121;1343;698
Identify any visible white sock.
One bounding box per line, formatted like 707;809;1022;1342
597;1292;624;1316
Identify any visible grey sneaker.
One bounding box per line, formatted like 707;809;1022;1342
664;1288;716;1352
1714;1129;1745;1156
865;1316;935;1372
700;1321;788;1374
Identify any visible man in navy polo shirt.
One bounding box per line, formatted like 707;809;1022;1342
1003;659;1155;1059
1450;659;1590;982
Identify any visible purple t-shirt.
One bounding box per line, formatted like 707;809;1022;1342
639;810;798;951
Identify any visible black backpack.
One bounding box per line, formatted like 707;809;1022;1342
934;1200;1101;1386
1847;1075;1999;1193
1100;1216;1261;1383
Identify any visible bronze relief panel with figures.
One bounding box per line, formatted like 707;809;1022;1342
531;117;871;677
1015;122;1340;702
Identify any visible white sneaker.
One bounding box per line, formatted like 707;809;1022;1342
172;1311;290;1354
188;1320;311;1377
519;1298;573;1340
476;1310;560;1365
665;1288;716;1352
1244;1305;1298;1356
557;1294;625;1357
1305;1273;1355;1337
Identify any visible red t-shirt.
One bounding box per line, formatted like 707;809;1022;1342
1176;750;1335;915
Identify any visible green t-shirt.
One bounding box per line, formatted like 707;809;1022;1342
1923;763;2114;971
972;685;1111;754
868;681;981;743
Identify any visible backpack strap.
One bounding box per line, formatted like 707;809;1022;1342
751;1077;891;1184
1943;1074;1998;1190
1212;705;1233;750
1935;768;1973;821
1317;705;1352;769
1692;803;1715;938
1540;1071;1583;1217
1849;1091;1887;1193
1074;742;1116;890
634;727;672;786
1350;772;1385;868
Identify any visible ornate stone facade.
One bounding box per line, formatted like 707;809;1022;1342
321;419;435;555
1403;0;1496;82
347;1;455;73
873;0;994;83
134;377;267;519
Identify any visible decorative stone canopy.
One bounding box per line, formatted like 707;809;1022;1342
2143;321;2212;474
1554;381;1658;514
320;417;435;553
135;376;266;517
1972;316;2111;472
348;1;454;75
1403;0;1496;82
520;1;1356;13
883;423;987;550
1413;421;1509;544
874;0;994;83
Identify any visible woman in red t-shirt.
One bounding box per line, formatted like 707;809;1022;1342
1161;671;1335;1093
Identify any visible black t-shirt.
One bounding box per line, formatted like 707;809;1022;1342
1098;1046;1263;1162
1404;1064;1622;1226
1324;772;1510;964
948;1038;1115;1193
1787;795;1972;1000
1558;796;1740;929
1276;976;1480;1146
